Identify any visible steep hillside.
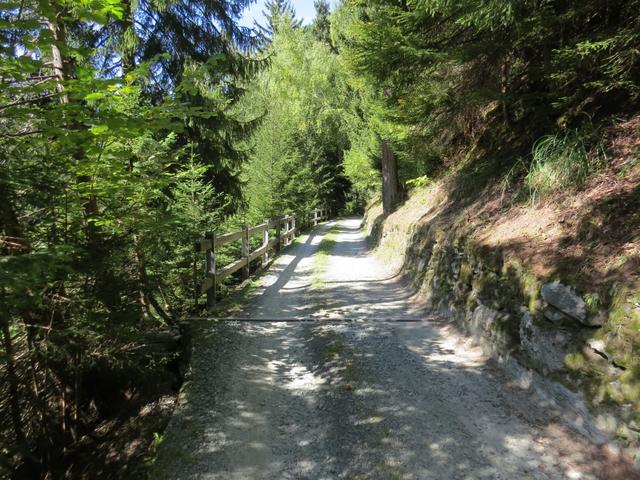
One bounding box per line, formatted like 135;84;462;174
364;115;640;462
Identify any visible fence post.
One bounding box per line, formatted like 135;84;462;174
205;231;216;309
242;224;249;280
313;209;317;226
262;220;269;265
291;214;296;240
275;217;281;253
285;216;291;245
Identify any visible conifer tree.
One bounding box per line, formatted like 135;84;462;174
312;0;332;46
0;0;261;474
258;0;303;38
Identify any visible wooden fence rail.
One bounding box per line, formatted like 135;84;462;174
194;207;330;308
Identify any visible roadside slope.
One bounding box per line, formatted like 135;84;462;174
363;139;640;465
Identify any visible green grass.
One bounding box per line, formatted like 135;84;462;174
525;130;604;203
143;432;165;466
324;337;347;360
213;277;261;315
312;225;339;289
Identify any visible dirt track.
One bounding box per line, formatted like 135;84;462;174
154;218;627;480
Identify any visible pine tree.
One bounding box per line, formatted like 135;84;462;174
312;0;332;46
257;0;303;39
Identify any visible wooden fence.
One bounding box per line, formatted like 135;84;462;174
194;207;330;308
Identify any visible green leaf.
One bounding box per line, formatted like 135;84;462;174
85;92;106;102
90;124;110;135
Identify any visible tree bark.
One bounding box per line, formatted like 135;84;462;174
0;174;32;447
0;183;28;254
48;2;99;247
381;140;401;214
149;294;175;325
1;310;27;445
47;14;70;103
133;234;152;322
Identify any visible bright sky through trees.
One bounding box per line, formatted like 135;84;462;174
239;0;335;27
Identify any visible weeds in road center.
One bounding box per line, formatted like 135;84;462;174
312;225;340;289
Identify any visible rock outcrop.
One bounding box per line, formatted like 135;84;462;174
541;281;604;327
520;311;577;373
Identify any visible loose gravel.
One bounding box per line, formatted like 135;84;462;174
154;218;625;480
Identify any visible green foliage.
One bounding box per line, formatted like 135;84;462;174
333;0;640;197
258;0;303;37
311;0;332;46
405;175;431;191
2;0;640;474
239;18;369;222
0;0;259;475
144;431;166;465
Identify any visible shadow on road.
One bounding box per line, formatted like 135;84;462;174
154;218;636;479
156;319;633;479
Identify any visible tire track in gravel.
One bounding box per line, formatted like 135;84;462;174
154;217;629;480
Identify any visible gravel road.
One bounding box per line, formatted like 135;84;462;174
154;218;627;480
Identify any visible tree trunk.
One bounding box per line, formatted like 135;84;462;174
501;60;510;126
0;181;29;254
48;2;99;247
381;140;400;214
149;294;175;325
0;176;32;446
133;234;152;322
47;14;70;103
120;19;155;324
1;311;26;445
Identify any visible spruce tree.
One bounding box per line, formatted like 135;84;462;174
257;0;303;38
312;0;332;46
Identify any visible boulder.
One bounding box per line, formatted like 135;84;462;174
541;281;590;325
543;307;566;323
586;339;608;359
583;339;624;375
470;304;498;336
520;311;575;372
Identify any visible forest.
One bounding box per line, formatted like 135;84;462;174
1;0;639;477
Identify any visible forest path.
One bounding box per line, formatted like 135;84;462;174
154;218;610;480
